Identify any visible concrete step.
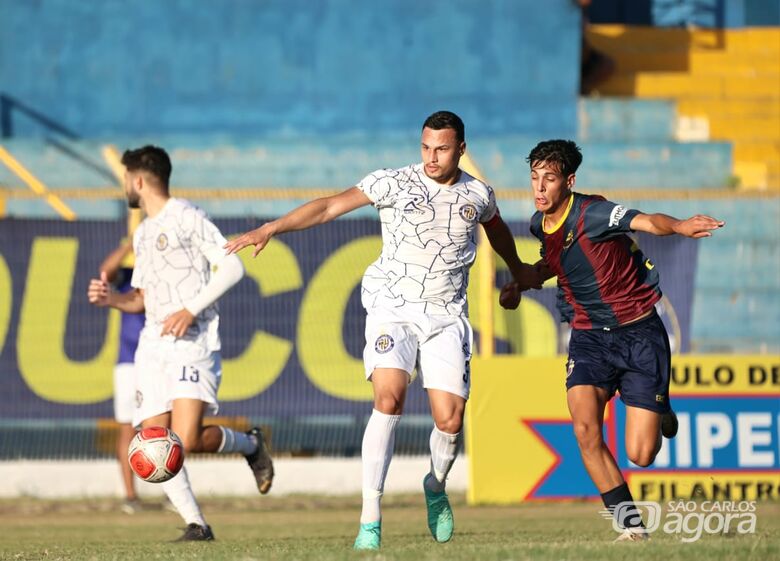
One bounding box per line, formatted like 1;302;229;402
578;98;676;141
589;25;780;55
597;50;780;75
595;72;780;100
677;99;780;121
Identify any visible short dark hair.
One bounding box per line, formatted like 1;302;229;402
121;145;172;187
422;110;465;143
526;140;583;176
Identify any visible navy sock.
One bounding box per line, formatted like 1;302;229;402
601;483;644;529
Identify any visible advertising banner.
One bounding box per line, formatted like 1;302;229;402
0;218;696;422
467;355;780;503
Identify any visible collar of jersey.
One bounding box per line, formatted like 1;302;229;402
542;193;574;234
150;197;175;222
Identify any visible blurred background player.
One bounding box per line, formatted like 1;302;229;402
99;239;145;514
87;145;274;541
501;139;724;542
226;111;542;550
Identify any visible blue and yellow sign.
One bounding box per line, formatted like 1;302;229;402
0;218;697;421
467;355;780;503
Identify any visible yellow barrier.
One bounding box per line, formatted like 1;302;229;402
460;151;496;357
0;146;76;220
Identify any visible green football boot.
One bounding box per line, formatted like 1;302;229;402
424;474;454;543
353;520;381;550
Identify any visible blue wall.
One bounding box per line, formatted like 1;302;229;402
0;0;580;138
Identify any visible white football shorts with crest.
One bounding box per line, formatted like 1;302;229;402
132;335;221;428
363;308;473;399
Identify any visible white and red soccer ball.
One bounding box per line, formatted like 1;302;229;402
127;426;184;483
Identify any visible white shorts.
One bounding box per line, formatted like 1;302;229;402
363;309;473;399
132;338;221;428
113;362;137;424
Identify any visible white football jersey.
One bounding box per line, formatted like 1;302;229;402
357;163;498;316
132;198;228;351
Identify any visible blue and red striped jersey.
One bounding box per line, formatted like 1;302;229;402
530;193;661;330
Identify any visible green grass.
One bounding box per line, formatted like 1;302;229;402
1;495;778;561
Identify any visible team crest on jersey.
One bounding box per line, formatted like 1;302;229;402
563;230;574;249
374;334;394;354
459;204;478;222
156;233;168;251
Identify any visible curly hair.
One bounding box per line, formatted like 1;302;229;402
526;140;583;176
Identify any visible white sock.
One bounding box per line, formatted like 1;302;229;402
216;427;258;455
360;409;401;524
425;426;460;493
161;466;207;527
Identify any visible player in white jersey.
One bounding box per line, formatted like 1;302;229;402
226;112;543;550
87;146;274;542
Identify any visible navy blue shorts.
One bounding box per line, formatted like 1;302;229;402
565;311;672;413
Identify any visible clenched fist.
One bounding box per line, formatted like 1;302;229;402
499;281;522;310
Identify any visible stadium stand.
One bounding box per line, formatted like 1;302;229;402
587;25;780;190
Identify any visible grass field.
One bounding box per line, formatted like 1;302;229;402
1;494;778;561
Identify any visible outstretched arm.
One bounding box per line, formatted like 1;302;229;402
224;187;372;257
482;215;544;290
630;213;724;238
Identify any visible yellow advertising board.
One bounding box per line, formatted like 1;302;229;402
466;355;780;504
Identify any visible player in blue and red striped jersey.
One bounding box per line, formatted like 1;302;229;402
500;139;724;542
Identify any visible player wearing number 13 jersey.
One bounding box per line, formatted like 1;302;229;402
225;111;542;550
87;146;274;542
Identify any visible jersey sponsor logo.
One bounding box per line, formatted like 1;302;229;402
135;390;143;408
459;204;478;223
155;233;168;251
374;334;395;354
609;205;628;227
563;230;574;249
403;200;426;216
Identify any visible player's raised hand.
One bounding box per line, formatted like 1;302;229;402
161;308;195;338
87;271;111;307
674;215;725;238
224;223;275;258
499;281;522;310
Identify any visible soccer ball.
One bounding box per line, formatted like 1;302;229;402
127;426;184;483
